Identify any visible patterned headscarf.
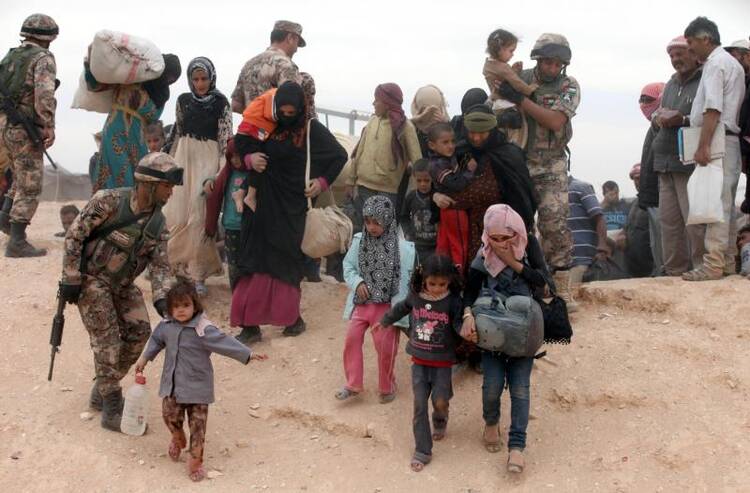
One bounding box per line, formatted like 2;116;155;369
187;56;219;105
639;82;665;121
374;83;407;164
481;204;528;277
356;195;400;305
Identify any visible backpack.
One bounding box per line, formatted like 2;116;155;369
0;45;45;107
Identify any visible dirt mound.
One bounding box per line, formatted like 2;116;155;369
1;202;749;492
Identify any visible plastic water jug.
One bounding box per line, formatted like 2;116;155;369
120;372;149;436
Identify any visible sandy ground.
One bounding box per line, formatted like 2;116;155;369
1;202;749;492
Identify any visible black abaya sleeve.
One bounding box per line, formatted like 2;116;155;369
308;120;348;186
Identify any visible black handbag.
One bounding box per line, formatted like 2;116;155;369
538;272;573;345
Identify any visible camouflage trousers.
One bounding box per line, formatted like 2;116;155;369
527;151;573;270
78;275;151;396
0;119;43;223
162;396;209;462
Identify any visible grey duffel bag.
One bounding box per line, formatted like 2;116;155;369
472;290;544;357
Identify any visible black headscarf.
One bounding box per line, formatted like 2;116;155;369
460;88;489;114
465;106;538;231
143;54;181;108
452;88;491;160
273;81;305;129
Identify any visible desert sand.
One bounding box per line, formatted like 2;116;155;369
1;202;748;492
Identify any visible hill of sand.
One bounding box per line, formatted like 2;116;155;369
1;202;748;492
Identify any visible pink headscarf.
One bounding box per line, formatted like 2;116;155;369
639;82;666;121
374;83;407;164
666;36;688;54
481;204;528;277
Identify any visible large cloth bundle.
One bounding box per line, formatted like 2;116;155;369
472;290;544;357
70;70;112;113
301;121;353;258
89;30;164;84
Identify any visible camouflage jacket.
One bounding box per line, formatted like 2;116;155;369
8;41;57;129
230;47;301;113
521;69;580;153
63;189;170;301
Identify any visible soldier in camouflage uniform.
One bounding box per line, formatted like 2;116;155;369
0;14;58;257
499;33;583;310
59;152;183;432
230;20;305;113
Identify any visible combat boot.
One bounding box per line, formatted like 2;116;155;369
100;389;123;432
5;222;47;257
89;382;122;412
0;197;11;235
89;383;103;411
552;269;579;313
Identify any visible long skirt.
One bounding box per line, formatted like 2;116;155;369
162;136;223;281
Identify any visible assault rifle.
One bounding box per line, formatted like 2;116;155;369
47;283;66;381
0;82;57;169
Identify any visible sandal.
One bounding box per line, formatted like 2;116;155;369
168;432;186;462
483;425;502;453
378;392;396;404
188;458;206;482
334;388;359;401
681;267;722;282
432;427;447;441
507;448;525;474
410;452;432;472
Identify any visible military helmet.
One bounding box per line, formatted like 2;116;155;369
20;14;59;41
530;33;571;64
134;152;184;185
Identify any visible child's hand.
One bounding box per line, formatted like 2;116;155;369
460;314;477;343
203;179;215;195
467;159;478;172
250;353;268;362
232;189;247;213
356;282;370;301
135;357;147;373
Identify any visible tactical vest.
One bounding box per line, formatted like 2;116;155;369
84;189;166;282
520;69;573;152
0;45;45;111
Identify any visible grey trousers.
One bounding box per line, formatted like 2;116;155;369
702;137;741;273
658;172;706;275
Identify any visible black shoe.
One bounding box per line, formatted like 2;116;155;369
101;389;123;432
303;256;322;282
282;317;306;337
236;325;262;345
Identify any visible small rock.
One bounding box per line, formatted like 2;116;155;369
157;453;166;458
235;440;250;448
129;449;137;455
138;459;145;466
727;379;737;389
207;470;223;479
220;447;231;457
10;451;21;460
287;388;295;394
618;403;626;410
79;411;94;421
60;386;73;392
249;403;261;410
312;358;319;363
248;410;260;419
364;422;376;438
310;435;320;440
661;319;670;325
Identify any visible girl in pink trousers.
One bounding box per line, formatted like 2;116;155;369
337;195;415;403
